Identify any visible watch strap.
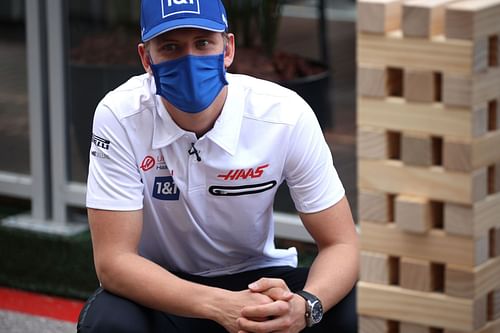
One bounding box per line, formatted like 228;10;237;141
296;290;323;327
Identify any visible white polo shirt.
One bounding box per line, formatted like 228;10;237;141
86;73;345;276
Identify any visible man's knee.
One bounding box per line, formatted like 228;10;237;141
77;288;151;333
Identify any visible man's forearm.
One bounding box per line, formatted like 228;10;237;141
302;243;359;311
97;253;228;321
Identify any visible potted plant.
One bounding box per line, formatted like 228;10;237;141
223;0;332;129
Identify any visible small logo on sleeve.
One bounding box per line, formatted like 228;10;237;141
92;134;111;150
152;176;180;200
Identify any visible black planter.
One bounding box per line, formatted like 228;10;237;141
280;66;332;130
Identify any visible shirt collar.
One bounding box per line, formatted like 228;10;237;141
206;75;244;156
152;95;187;149
152;74;244;155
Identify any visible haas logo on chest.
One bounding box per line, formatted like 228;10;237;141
217;164;269;181
162;0;199;18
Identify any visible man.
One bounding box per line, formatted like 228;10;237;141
78;0;359;332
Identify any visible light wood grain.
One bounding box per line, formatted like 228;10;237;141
358;31;473;74
358;159;487;204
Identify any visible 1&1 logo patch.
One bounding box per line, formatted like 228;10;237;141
153;176;180;200
162;0;200;18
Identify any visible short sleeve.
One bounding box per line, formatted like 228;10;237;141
86;103;144;211
284;106;345;213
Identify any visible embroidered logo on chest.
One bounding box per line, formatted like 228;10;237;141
217;164;269;181
152;176;180;200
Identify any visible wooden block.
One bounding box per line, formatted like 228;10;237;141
474;296;488;329
444;202;474;236
357;281;482;331
400;257;434;291
358;127;388;160
442;74;472;108
360;251;397;284
445;202;497;244
358;0;402;34
402;0;456;38
401;133;433;167
404;70;438;103
473;68;500;110
357;31;473;75
442;193;500;239
358;97;473;139
400;322;431;333
445;256;500;298
445;0;500;40
436;69;500;109
476;232;490;265
445;265;475;298
473;130;500;169
358;159;486;205
395;195;432;234
443;139;473;172
473;103;488;138
490;227;500;257
472;167;488;203
489;290;500;320
474;192;500;237
474;36;489;73
359;189;393;222
359;315;397;333
358;65;387;97
361;221;481;267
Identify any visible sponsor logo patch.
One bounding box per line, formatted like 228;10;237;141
217;164;269;181
92;134;111;150
162;0;200;18
140;156;156;172
152;176;180;200
91;151;110;159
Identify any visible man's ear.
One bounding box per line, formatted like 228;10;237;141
138;43;152;74
224;33;235;69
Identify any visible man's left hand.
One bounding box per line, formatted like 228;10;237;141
237;278;307;333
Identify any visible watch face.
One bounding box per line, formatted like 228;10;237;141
311;301;323;323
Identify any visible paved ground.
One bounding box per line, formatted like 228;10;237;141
0;311;76;333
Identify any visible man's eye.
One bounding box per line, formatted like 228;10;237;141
161;44;178;52
196;40;209;48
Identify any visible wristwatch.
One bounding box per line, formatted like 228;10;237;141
296;290;323;327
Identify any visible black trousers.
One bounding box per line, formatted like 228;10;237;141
77;266;357;333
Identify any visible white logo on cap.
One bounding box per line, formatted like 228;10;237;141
162;0;200;18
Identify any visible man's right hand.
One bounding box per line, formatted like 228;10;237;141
214;289;275;333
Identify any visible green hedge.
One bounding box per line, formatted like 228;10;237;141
0;225;99;300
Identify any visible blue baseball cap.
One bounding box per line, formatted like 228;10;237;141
141;0;228;42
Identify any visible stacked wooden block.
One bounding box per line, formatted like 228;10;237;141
356;0;500;332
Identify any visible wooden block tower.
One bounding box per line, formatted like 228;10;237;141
356;0;500;332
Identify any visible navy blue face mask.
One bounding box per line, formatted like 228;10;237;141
150;53;228;114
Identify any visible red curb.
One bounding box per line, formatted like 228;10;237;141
0;287;84;323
